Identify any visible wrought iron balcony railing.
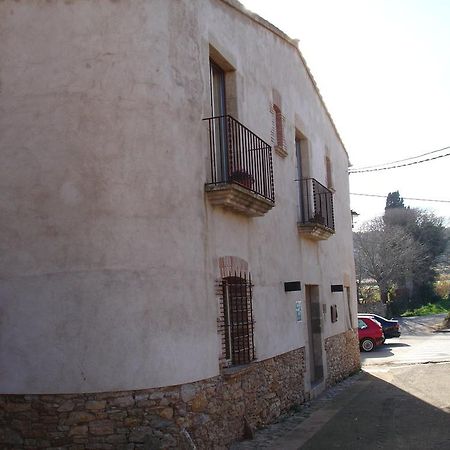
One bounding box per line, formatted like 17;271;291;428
299;178;335;232
204;115;275;203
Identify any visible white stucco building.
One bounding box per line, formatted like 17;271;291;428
0;0;360;448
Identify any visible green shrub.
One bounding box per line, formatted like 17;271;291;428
402;298;450;317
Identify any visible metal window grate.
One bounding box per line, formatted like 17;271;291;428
220;273;255;366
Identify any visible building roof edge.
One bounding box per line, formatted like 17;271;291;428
219;0;349;161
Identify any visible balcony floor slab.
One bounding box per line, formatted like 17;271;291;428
205;183;274;217
297;222;335;240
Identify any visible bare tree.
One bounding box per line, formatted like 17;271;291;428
354;217;428;303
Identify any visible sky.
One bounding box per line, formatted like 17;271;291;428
241;0;450;228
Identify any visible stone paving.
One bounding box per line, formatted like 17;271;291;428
231;371;364;449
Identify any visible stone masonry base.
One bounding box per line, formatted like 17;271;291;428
0;348;306;449
325;329;361;387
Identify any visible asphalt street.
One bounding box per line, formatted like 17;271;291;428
288;362;450;450
361;314;450;367
233;314;450;450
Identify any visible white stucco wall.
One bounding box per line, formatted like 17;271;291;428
0;0;356;394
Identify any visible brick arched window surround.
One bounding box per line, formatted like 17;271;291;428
218;256;248;278
217;257;255;367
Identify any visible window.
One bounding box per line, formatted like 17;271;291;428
296;134;309;222
209;60;228;182
220;274;255;366
271;90;287;157
205;55;275;215
274;105;284;146
296;140;335;237
358;319;367;329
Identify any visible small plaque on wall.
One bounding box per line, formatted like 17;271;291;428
331;304;338;322
295;301;302;322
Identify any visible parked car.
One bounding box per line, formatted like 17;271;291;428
358;317;384;352
358;313;401;339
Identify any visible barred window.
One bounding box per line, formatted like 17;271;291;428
220;274;255;366
270;101;287;157
274;105;283;146
273;105;287;152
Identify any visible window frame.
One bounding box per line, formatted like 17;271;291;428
272;98;287;157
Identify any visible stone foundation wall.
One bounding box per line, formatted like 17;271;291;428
324;329;361;387
0;348;305;449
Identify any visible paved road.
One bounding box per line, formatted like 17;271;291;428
290;362;450;450
361;314;450;367
233;314;450;449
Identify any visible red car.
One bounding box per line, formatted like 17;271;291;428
358;317;384;352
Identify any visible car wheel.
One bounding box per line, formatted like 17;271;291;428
361;338;375;352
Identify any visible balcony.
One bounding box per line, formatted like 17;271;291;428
298;178;335;240
204;115;275;217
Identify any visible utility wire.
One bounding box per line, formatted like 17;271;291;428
348;152;450;173
349;145;450;171
350;193;450;203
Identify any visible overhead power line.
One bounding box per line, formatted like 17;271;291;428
349;145;450;171
348;152;450;173
350;193;450;203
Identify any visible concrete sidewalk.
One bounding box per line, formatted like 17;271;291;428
234;363;450;449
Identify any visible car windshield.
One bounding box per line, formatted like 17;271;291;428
358;319;367;329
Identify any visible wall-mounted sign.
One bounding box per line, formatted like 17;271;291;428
331;304;338;322
285;281;302;292
331;284;344;292
295;300;302;322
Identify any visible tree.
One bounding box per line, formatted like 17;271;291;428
384;207;447;305
356;190;448;311
384;208;446;258
436;228;450;275
354;218;428;304
385;191;405;210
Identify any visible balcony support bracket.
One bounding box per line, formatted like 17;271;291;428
297;222;334;240
206;183;274;217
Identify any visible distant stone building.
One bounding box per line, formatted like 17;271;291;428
0;0;360;448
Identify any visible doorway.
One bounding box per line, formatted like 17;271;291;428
209;60;228;182
295;135;309;223
305;285;323;384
